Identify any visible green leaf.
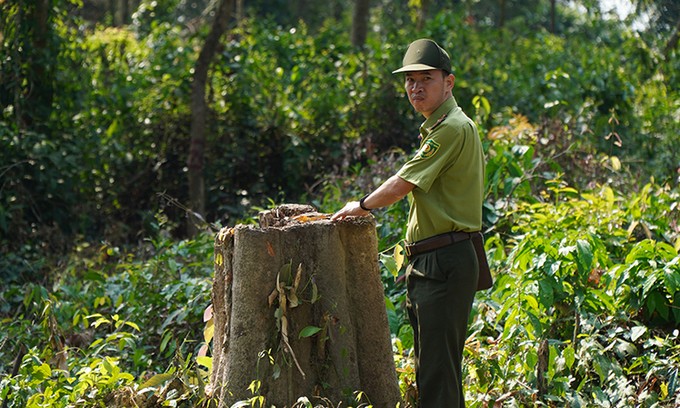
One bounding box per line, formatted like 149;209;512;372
538;279;554;309
105;119;119;138
593;355;610;384
575;239;593;277
614;340;637;358
196;356;213;371
160;330;173;353
102;357;115;375
288;291;299;308
394;244;405;271
630;326;647;342
663;261;680;295
642;274;659;298
525;347;538;370
384;296;396;312
140;372;175;390
279;262;292;286
83;271;105;282
204;319;215;343
92;316;111;328
119;372;135;382
124;321;140;331
380;253;398;278
248;380;261;394
626;240;655;263
668;368;678;397
310;278;319;304
563;345;575;369
522;294;539;311
299;326;322;338
646;291;669;320
32;363;51;380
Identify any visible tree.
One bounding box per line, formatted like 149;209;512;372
550;0;556;33
110;0;142;26
187;0;235;236
631;0;680;59
351;0;371;47
0;0;56;132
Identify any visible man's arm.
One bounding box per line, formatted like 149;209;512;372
331;175;415;221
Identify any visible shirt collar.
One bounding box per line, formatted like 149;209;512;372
419;96;458;138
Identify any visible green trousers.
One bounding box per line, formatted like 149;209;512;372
406;239;479;408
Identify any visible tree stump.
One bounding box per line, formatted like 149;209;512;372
210;204;401;407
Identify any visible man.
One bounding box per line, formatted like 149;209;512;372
331;38;485;407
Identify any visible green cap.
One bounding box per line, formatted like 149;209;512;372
392;39;451;74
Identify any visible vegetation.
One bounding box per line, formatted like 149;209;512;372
1;0;679;406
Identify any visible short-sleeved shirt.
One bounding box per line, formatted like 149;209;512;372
397;96;485;243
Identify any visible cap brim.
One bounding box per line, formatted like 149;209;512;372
392;63;439;74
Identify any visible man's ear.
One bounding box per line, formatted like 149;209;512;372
447;73;456;90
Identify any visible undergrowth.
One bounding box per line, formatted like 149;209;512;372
2;178;679;407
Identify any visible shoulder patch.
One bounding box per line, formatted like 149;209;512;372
417;138;440;159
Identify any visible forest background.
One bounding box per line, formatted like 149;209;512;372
1;0;679;407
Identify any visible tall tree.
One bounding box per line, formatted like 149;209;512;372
351;0;371;47
110;0;141;26
550;0;556;33
631;0;680;59
416;0;430;30
187;0;234;236
0;0;55;132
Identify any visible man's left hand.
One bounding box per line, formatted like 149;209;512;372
331;201;370;221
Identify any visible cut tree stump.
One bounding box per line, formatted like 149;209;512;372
210;204;400;407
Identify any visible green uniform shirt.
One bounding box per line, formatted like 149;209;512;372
397;97;484;243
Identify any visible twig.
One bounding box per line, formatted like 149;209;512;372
1;342;27;408
156;191;219;232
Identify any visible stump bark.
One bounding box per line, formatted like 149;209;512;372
210;204;401;407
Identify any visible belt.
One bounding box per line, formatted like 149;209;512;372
404;231;474;258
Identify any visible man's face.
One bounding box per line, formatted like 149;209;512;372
404;70;454;118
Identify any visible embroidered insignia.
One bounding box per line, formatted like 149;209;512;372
417;138;440;159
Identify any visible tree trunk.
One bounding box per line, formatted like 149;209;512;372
416;0;430;31
210;204;401;407
113;0;128;26
351;0;371;47
187;0;234;236
550;0;556;33
21;0;53;132
663;18;680;60
289;0;303;22
236;0;244;21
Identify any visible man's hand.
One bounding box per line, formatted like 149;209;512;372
331;201;371;221
331;176;414;221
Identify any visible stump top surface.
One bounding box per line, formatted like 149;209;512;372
257;204;375;229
